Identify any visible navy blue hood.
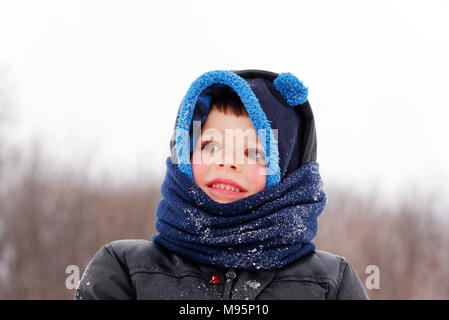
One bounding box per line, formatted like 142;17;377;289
154;70;326;270
169;69;318;187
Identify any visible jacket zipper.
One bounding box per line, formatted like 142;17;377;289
223;269;236;300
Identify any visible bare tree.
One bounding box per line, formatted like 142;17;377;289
0;143;161;299
316;184;449;299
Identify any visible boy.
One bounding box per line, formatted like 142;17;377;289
76;69;368;300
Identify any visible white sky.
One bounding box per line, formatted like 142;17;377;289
0;0;448;205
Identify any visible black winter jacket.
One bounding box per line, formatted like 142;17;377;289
75;239;368;300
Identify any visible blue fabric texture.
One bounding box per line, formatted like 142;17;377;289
189;94;212;153
152;157;327;270
175;70;281;188
273;72;309;106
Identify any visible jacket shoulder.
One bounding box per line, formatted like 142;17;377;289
75;239;174;300
106;239;173;273
276;250;345;286
275;250;368;299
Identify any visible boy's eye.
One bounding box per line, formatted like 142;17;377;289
201;141;220;153
246;148;266;163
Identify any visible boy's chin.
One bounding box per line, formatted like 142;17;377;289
210;197;239;204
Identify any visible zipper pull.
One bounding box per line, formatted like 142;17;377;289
226;270;236;280
223;269;236;300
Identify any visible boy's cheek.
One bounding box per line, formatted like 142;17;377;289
247;164;267;192
191;162;210;185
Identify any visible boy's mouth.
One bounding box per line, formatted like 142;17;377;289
206;178;247;195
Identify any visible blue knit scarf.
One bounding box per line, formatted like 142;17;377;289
153;157;327;270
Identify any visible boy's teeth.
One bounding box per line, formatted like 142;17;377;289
211;183;240;192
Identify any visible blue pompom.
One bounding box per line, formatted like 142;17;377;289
273;72;308;106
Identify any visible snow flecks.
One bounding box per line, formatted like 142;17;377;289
312;178;325;202
75;291;83;300
157;157;326;270
189;187;206;207
245;280;261;290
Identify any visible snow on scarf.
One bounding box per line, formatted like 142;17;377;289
152;157;327;270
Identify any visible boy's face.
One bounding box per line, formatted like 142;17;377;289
191;108;267;204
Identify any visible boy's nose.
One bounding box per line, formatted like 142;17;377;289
217;152;242;170
217;163;238;170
